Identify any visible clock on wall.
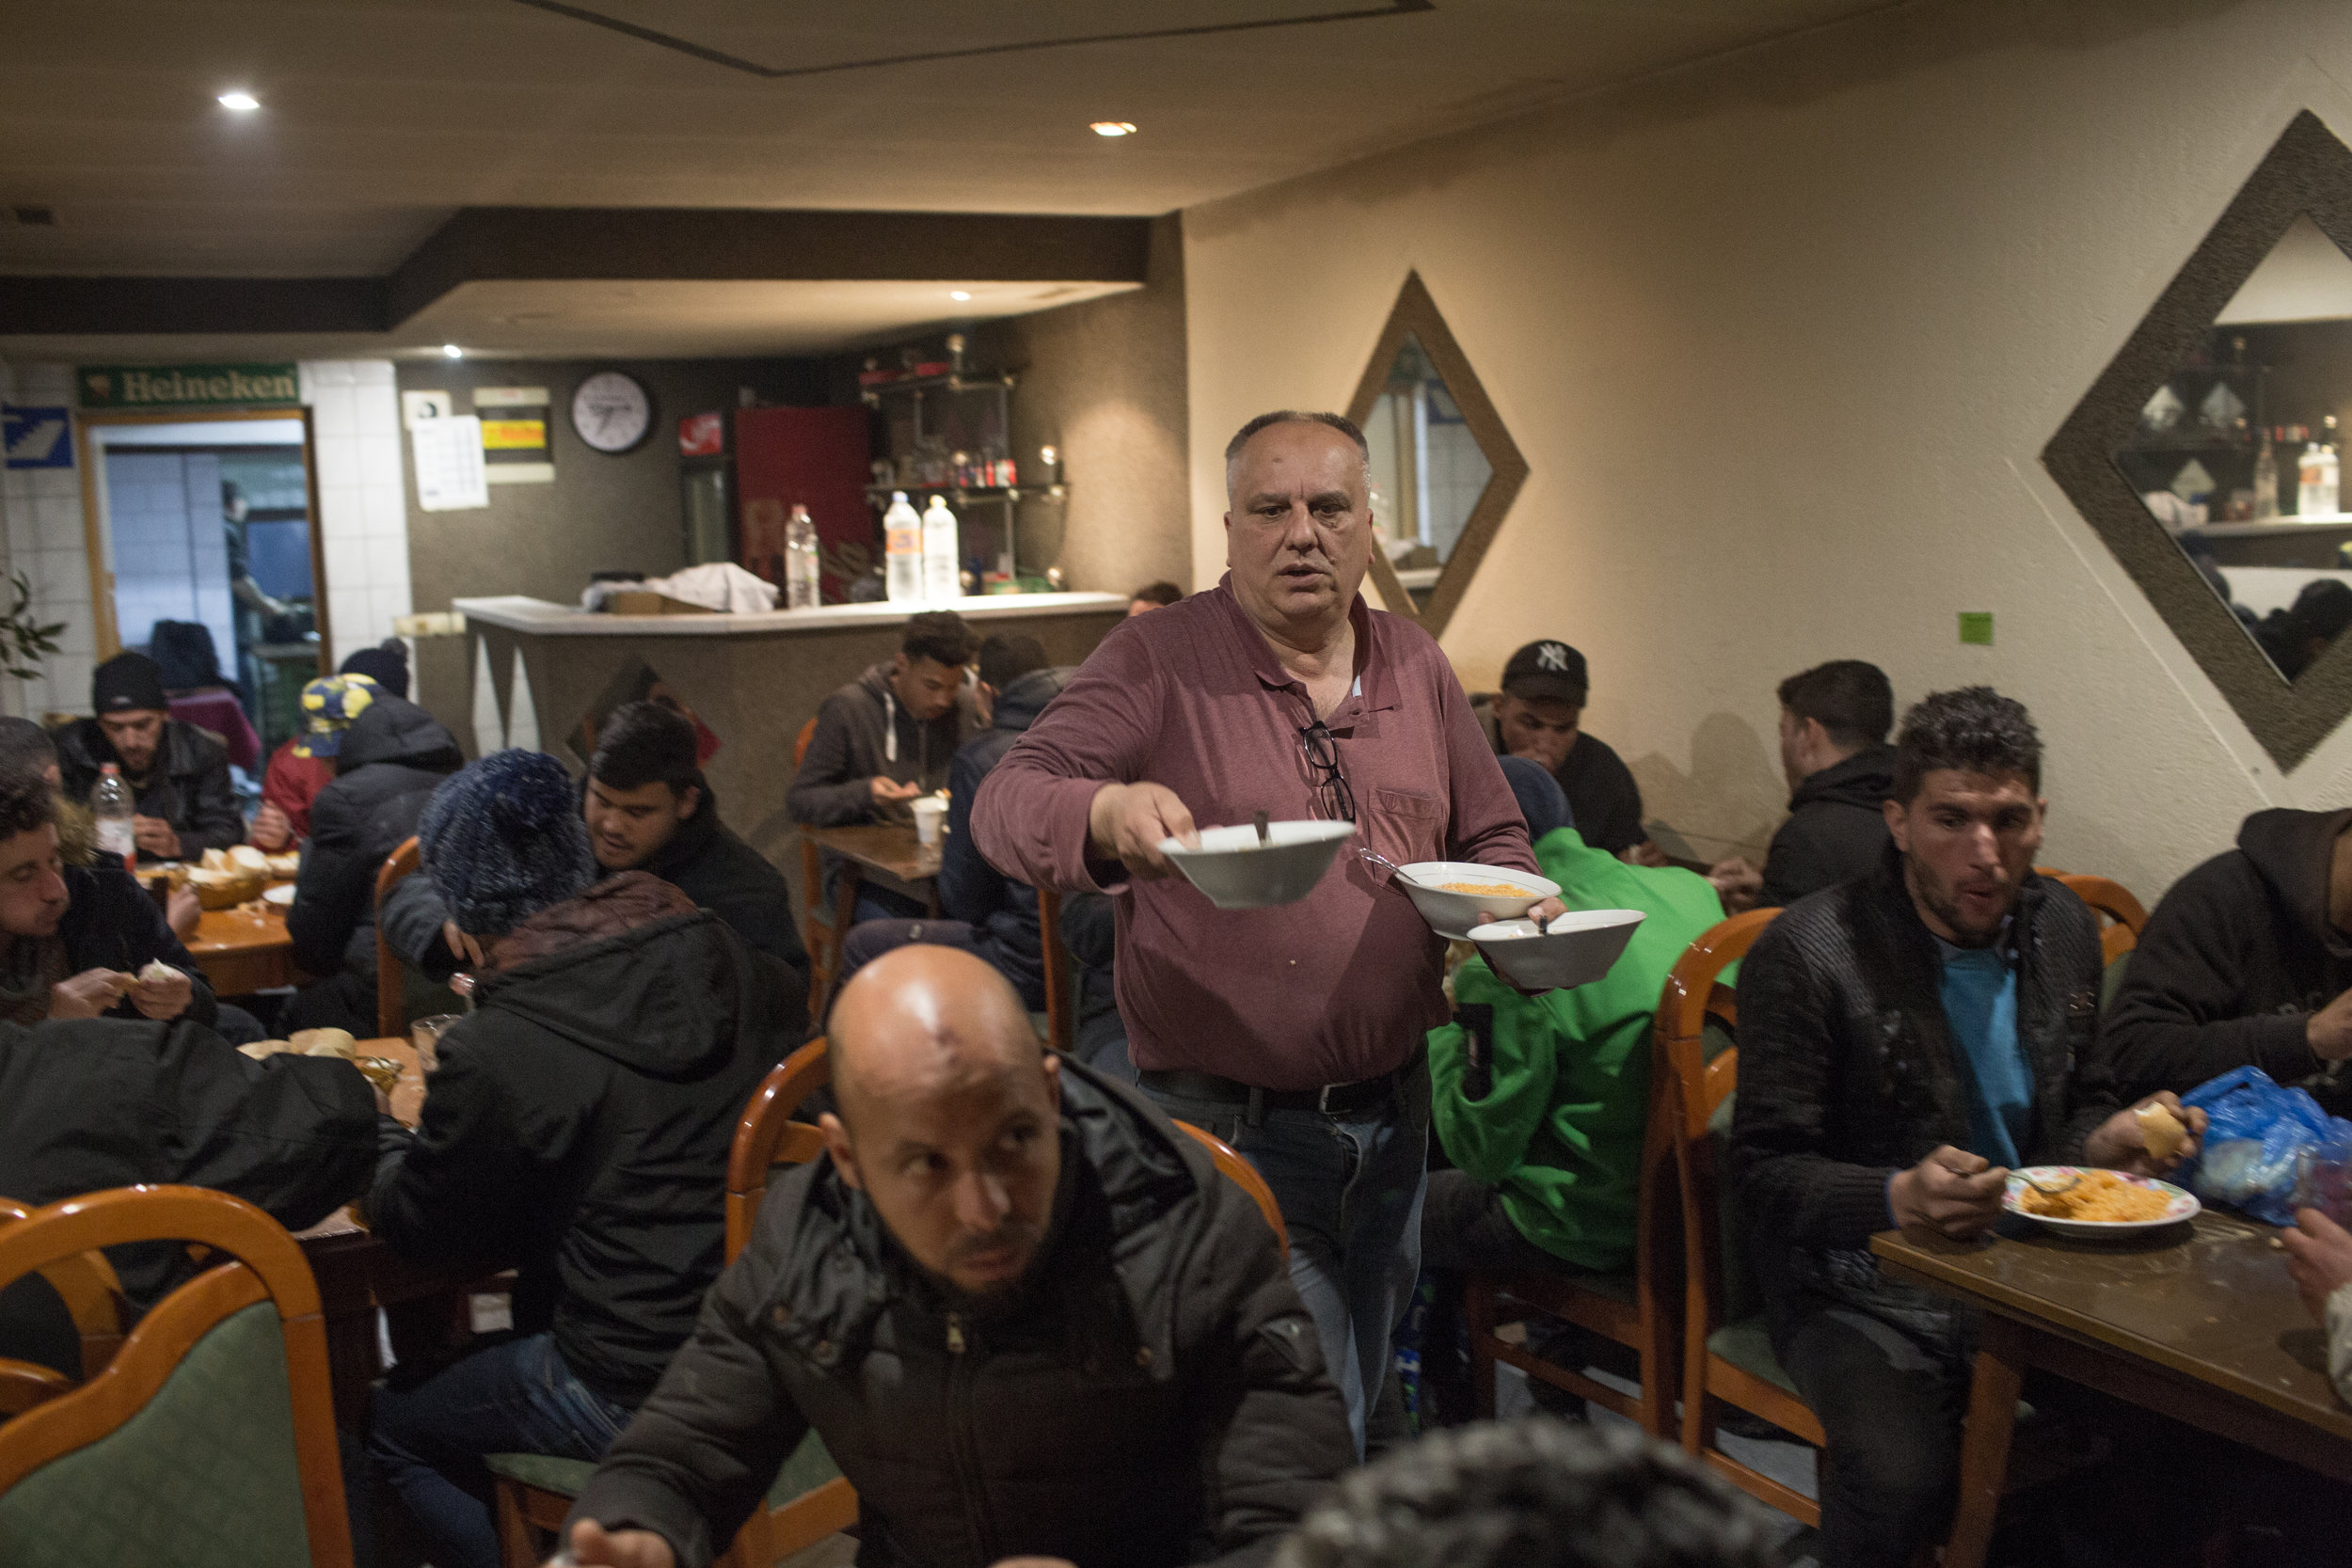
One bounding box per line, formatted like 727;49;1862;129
570;371;653;454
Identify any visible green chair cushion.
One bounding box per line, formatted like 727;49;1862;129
489;1428;843;1510
0;1301;315;1568
1707;1314;1800;1397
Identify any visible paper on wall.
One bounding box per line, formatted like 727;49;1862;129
412;415;489;511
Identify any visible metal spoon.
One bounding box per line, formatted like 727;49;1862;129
2018;1169;2080;1196
1356;847;1428;888
1253;810;1270;847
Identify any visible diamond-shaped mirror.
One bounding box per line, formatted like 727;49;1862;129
2048;111;2352;770
1348;273;1527;637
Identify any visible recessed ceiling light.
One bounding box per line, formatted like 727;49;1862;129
217;91;260;112
441;343;464;359
1090;121;1137;137
949;290;972;302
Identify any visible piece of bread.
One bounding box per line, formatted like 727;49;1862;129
238;1039;293;1060
2136;1100;2188;1164
137;959;176;984
227;845;269;872
292;1027;356;1060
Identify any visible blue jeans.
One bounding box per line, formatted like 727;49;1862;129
369;1332;635;1568
1141;1059;1429;1456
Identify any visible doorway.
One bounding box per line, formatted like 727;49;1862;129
76;409;330;775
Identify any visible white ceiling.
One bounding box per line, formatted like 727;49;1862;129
0;0;1898;356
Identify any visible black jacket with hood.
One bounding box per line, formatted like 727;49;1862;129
566;1058;1350;1568
2103;806;2352;1108
1758;744;1896;908
786;662;977;827
56;717;244;863
58;862;218;1029
1731;847;2113;1349
366;873;805;1405
286;695;464;979
939;667;1071;1009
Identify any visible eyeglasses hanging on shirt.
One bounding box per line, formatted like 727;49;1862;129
1297;719;1358;825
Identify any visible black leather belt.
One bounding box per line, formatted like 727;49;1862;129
1139;1062;1404;1119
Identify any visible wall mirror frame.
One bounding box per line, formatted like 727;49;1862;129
2047;109;2352;770
1347;272;1527;639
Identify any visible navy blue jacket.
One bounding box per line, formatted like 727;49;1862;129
940;668;1071;1012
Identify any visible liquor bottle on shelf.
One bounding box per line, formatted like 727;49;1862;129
884;492;923;603
922;496;961;602
784;504;820;609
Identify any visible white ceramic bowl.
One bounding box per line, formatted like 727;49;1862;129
1161;820;1357;910
1396;861;1562;940
1468;908;1646;991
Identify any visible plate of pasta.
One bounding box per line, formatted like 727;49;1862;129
2003;1167;2199;1237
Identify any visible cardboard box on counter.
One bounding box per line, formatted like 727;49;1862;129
604;590;711;616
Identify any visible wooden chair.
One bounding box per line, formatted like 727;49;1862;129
1170;1120;1287;1255
0;1197;128;1414
1656;908;1831;1524
2032;866;2149;967
489;1037;856;1568
0;1186;356;1567
794;719;842;1014
373;835;423;1038
1038;886;1073;1053
1460;1018;1683;1439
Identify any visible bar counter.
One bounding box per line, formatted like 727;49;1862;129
453;593;1128;916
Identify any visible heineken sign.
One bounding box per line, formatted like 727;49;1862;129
78;363;300;410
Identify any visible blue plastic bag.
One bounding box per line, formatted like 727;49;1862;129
2178;1066;2352;1227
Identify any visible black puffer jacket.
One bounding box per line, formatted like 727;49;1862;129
285;696;463;979
568;1060;1350;1568
1731;847;2113;1345
366;874;803;1405
58;863;218;1029
56;718;244;863
2103;807;2352;1108
1757;745;1894;908
939;667;1072;1009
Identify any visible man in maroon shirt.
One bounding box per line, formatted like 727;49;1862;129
974;410;1554;1450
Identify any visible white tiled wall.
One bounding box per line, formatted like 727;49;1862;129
0;357;412;718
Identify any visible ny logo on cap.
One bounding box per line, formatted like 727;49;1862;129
1535;643;1569;672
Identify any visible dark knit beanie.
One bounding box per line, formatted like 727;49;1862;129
92;651;167;714
340;640;411;700
417;749;595;936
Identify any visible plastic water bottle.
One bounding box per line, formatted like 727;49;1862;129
883;492;923;604
785;504;821;610
921;495;961;603
93;764;135;870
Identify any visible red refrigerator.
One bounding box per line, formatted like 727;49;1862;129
734;407;873;604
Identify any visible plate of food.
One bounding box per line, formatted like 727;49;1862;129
1392;861;1562;940
2003;1167;2199;1237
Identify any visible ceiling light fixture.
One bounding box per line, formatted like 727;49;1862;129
441;343;464;359
217;91;261;112
949;290;972;302
1089;121;1136;137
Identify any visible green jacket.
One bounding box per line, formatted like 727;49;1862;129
1428;829;1724;1272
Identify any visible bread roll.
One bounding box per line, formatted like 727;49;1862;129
292;1028;357;1060
2136;1100;2187;1164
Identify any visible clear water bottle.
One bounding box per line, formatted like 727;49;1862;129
93;763;135;870
883;492;923;604
785;504;821;610
921;495;961;603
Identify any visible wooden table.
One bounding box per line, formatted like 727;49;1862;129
801;821;944;923
184;890;303;996
1872;1213;2352;1568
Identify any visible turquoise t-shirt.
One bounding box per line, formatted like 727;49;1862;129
1936;938;2029;1167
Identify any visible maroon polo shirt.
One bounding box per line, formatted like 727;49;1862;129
972;577;1535;1090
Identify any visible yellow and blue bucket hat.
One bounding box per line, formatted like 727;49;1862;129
293;673;379;759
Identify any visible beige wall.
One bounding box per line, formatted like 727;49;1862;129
1183;0;2352;899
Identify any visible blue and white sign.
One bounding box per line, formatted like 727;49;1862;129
2;406;72;469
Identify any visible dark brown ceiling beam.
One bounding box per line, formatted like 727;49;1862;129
0;276;385;336
383;207;1153;325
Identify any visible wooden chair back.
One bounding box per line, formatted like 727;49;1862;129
0;1186;354;1568
373;835;423;1038
725;1037;834;1262
0;1198;126;1413
1170;1121;1286;1255
1038;886;1073;1053
794;719;842;1013
2049;871;2149;966
1656;908;1830;1525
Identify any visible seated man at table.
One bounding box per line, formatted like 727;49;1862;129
1729;686;2201;1568
1708;659;1897;913
366;748;804;1568
55;651;245;863
831;634;1067;1012
2103;804;2352;1114
279;691;466;1034
1473;640;1661;864
786;610;978;922
246;669;381;852
557;944;1351;1568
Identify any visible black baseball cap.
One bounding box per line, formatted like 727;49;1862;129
1501;641;1588;706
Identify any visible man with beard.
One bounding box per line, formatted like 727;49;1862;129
1728;687;2204;1568
558;944;1351;1568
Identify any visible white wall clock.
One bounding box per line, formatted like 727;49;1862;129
570;371;653;454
